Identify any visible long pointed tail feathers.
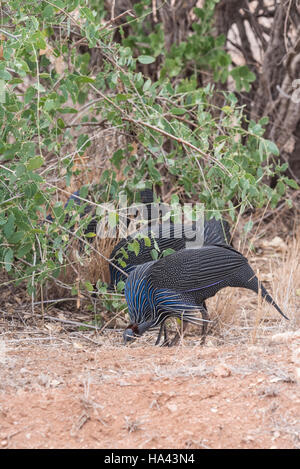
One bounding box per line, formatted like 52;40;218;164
245;268;289;320
260;284;289;320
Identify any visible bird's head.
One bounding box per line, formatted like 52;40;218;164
123;323;139;344
123;320;154;344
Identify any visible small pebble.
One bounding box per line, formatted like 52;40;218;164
213;364;231;378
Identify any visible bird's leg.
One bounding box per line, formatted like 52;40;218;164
160;323;171;347
155;324;163;346
199;302;209;345
166;319;188;347
155;322;165;345
163;323;169;344
155;322;169;346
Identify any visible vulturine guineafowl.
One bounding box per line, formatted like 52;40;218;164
46;188;155;239
46;190;97;236
123;244;288;346
109;218;232;287
140;188;155;203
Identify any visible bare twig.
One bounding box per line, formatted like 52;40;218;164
0;28;21;39
89;84;232;176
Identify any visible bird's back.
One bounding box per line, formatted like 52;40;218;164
148;245;248;293
109;219;232;286
204;218;232;246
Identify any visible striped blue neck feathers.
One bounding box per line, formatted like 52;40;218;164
124;262;153;324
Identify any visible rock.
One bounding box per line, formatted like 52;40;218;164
166;403;178;413
73;342;84;350
213;364;232;378
37;373;50;387
271;330;300;344
261;237;287;251
50;379;61;388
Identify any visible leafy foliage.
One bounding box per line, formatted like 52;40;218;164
0;0;298;298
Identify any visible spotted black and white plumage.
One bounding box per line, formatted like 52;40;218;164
109;218;232;287
123;245;288;345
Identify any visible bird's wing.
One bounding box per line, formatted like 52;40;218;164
110;219;231;265
148;246;248;292
204;218;232;245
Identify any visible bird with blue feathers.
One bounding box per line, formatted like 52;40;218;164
123;244;288;346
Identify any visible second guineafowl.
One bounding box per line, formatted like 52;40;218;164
123;244;288;346
109;218;232;287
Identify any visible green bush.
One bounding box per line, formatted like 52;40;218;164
0;0;298;296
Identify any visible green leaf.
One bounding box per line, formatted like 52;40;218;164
32;83;46;93
17;243;33;258
80;7;96;23
4;248;13;272
10;231;26;244
85;281;94;292
31;31;47;50
77;134;91;155
0;68;12;81
230;66;256;92
85;232;96;238
57;249;64;264
59;107;78;114
143;79;152;92
112;149;124;169
170;107;186;115
15;163;26;177
27;156;45;171
151;249;158;260
137;55;155;65
264;139;279;156
243;220;253;233
24;86;36;104
162;248;175;257
128;239;140;257
116;93;131;101
57;118;65;129
117;280;125;292
75;76;95;84
144;236;151;247
108;211;118;229
4;214;15;239
285;178;299;190
43;5;54;18
276;180;285;196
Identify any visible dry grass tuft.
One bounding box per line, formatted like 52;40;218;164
205;231;300;344
44;230;120;302
43;125;131;303
267;235;300;327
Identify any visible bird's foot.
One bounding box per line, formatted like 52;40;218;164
160;338;172;347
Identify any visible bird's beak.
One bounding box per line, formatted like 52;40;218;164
123;328;136;344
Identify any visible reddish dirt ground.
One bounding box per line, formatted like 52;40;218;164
0;233;299;449
0;330;299;449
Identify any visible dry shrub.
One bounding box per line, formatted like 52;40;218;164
263;234;300;329
47;126;129;202
43;125;131;303
44;229;120;302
